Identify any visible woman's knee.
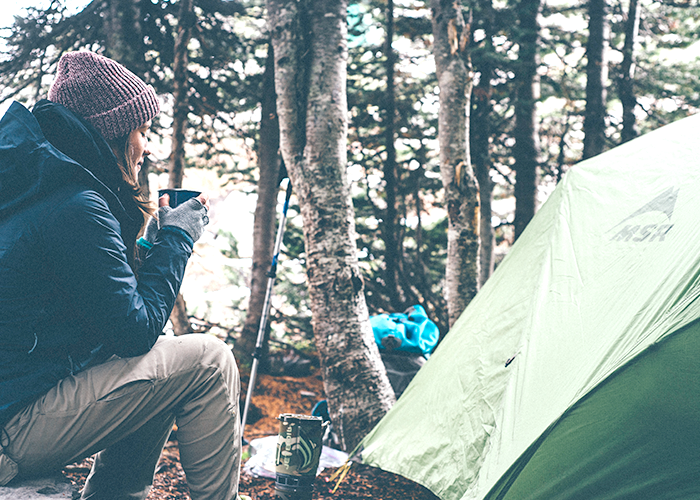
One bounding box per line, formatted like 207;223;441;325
184;334;239;393
152;334;238;385
195;334;237;369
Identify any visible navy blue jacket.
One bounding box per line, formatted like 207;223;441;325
0;101;193;427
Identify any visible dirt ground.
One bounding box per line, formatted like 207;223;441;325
63;369;439;500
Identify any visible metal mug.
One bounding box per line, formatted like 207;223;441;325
157;188;201;208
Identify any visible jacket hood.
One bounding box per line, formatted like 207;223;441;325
33;99;125;191
0;100;143;250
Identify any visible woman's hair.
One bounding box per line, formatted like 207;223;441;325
107;133;155;223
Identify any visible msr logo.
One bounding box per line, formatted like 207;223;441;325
609;187;678;242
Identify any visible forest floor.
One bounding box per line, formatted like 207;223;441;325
62;367;440;500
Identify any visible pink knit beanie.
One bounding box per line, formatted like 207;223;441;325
48;51;160;140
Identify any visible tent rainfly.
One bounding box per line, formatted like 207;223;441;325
358;113;700;500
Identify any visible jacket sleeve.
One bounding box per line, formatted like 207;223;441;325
41;189;193;358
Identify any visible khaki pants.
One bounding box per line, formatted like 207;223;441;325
0;334;241;500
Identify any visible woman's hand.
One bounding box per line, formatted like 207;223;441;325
157;193;210;243
158;193;170;208
196;193;210;211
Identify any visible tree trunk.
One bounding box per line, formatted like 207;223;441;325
236;43;282;367
583;0;608;159
430;0;480;328
104;0;152;200
619;0;640;144
512;0;542;241
169;293;191;334
471;0;496;286
168;0;195;189
267;0;395;451
105;0;146;75
382;0;403;310
168;0;196;334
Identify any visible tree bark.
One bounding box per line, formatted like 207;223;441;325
236;43;282;366
168;0;195;189
104;0;151;199
430;0;480;327
168;0;196;334
169;293;191;334
583;0;608;159
267;0;395;451
512;0;542;241
471;0;496;286
382;0;403;310
105;0;146;76
619;0;640;144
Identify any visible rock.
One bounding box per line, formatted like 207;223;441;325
0;475;78;499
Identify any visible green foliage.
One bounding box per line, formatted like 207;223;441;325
280;208;306;265
0;0;265;185
215;204;314;347
603;0;700;140
217;229;240;259
271;264;313;346
4;0;700;345
347;0;448;330
269;214;314;345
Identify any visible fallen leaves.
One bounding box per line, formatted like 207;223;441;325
64;370;438;500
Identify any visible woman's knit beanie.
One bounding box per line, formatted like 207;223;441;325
48;51;160;140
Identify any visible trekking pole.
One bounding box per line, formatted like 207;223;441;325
241;177;293;442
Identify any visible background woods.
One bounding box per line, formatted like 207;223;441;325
1;0;700;450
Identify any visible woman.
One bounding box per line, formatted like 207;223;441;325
0;51;241;499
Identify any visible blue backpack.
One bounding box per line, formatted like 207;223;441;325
370;305;439;356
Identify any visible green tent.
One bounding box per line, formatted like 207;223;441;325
359;113;700;499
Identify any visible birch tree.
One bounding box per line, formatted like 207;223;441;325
430;0;480;327
267;0;395;451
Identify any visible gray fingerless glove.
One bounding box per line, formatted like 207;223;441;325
136;216;159;251
157;197;209;243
